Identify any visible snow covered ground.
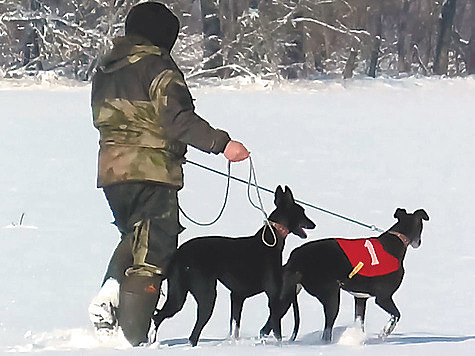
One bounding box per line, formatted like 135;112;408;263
1;76;475;354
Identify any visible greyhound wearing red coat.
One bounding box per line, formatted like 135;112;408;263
260;208;429;342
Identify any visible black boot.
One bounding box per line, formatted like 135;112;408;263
117;273;162;346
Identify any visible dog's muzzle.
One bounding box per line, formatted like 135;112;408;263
411;239;421;248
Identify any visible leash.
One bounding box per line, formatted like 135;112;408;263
182;158;384;233
178;160;231;226
179;156;278;246
247;157;278;247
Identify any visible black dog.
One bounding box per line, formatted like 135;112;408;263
262;208;429;342
152;186;315;346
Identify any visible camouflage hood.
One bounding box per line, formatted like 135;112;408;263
99;36;164;74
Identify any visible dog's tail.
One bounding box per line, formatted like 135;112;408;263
290;283;302;341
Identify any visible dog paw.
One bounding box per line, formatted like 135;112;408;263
379;315;399;339
148;327;159;345
257;334;271;345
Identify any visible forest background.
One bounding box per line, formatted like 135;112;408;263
0;0;473;81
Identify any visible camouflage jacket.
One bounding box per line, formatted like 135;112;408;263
91;36;231;188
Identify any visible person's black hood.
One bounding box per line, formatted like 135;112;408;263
125;2;179;51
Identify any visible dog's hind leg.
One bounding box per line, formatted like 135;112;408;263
259;271;300;339
189;280;217;346
152;277;188;340
375;296;400;337
354;297;368;331
308;283;340;343
230;293;245;339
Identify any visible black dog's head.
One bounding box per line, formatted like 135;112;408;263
269;186;316;238
393;208;429;248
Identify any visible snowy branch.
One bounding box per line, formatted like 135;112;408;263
292;17;370;43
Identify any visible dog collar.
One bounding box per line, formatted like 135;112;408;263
261;221;289;248
269;221;290;238
388;231;410;247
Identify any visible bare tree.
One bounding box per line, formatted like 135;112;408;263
200;0;223;70
368;7;382;78
434;0;457;75
343;48;358;79
397;0;411;73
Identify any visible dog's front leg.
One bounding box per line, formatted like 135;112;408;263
381;315;399;338
354;297;368;332
375;296;400;338
268;297;282;342
265;285;283;342
259;317;272;338
259;285;294;339
230;293;245;339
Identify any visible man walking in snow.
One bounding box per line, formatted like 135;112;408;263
88;2;249;346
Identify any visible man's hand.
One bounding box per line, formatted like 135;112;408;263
223;140;249;162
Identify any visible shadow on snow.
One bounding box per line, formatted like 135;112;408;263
293;327;475;346
366;333;475;345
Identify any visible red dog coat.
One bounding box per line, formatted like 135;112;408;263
336;238;400;277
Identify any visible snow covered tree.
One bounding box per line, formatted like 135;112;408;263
0;0;473;80
0;0;136;80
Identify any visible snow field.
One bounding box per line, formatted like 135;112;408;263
1;76;474;354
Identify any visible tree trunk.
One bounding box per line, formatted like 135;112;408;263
469;2;475;74
279;1;305;79
368;13;382;78
343;48;358;79
200;0;223;70
218;0;249;77
397;0;410;74
412;44;428;76
283;17;305;79
434;0;457;75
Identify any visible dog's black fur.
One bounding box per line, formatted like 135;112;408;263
261;208;429;342
152;186;316;346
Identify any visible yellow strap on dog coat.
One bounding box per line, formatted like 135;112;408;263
348;261;364;279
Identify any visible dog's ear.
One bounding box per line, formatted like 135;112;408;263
415;209;429;221
284;186;295;203
274;185;285;206
394;208;407;219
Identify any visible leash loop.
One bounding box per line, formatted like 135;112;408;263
179;160;231;226
261;221;278;248
247;157;277;248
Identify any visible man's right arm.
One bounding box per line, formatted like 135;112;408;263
149;69;231;154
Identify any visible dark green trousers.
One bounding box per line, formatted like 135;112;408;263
102;181;183;285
